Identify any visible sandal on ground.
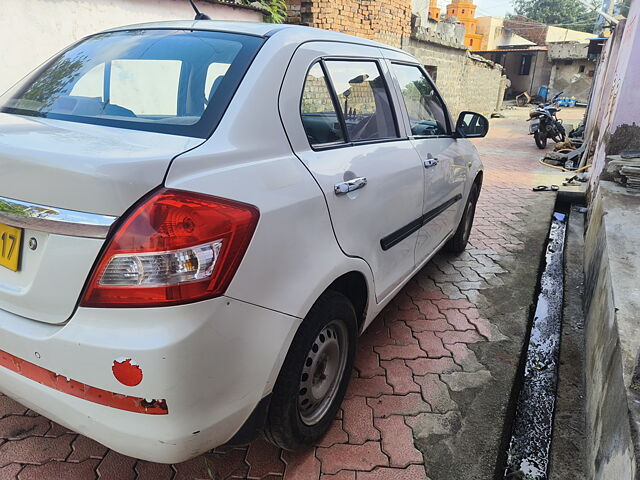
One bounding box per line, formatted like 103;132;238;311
532;185;559;191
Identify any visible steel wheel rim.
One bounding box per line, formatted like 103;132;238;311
298;319;348;426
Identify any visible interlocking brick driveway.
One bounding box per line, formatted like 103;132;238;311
0;108;585;479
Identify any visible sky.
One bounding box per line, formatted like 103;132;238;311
473;0;515;17
432;0;515;18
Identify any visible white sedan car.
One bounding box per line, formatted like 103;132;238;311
0;21;486;463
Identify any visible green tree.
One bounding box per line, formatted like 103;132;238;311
511;0;601;32
20;55;87;109
257;0;288;23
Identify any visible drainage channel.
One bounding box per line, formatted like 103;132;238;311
502;208;568;479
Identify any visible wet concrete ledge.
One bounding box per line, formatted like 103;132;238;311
584;181;640;479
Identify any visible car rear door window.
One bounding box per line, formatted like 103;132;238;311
300;63;346;147
391;63;449;137
324;60;398;142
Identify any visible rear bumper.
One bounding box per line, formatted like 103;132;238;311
0;297;299;463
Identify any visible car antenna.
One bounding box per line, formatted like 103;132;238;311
188;0;211;20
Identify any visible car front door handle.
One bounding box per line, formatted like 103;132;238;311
334;177;367;195
423;158;439;168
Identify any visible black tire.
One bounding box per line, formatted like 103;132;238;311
552;127;566;143
263;290;357;451
444;183;479;254
534;131;547;149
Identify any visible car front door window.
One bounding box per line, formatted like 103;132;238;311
391;63;449;137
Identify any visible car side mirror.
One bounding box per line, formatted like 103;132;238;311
454;111;489;138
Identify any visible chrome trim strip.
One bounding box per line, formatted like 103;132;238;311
0;196;117;239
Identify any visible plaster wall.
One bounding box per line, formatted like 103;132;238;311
476;16;534;51
476;16;498;50
546;26;593;43
498;32;535;48
583;0;640;192
0;0;262;95
584;181;640;479
582;3;640;476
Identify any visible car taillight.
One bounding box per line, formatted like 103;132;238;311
80;188;259;308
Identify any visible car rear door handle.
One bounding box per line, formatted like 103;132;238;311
423;158;439;168
334;177;367;195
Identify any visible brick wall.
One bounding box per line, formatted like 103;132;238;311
289;0;412;48
301;75;332;113
504;16;547;45
301;74;377;117
287;0;302;24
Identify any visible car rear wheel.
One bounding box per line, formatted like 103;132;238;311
263;290;357;450
534;131;547;149
444;183;479;254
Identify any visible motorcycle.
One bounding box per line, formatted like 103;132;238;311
527;92;566;149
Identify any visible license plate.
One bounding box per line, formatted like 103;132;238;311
0;223;22;272
529;119;540;133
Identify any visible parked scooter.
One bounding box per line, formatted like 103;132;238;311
527;92;566;149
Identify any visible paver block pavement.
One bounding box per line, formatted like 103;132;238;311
0;112;557;479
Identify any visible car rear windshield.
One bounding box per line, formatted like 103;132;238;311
0;29;264;138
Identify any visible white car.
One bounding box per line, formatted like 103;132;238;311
0;21;487;463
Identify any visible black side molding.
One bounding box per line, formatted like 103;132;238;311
380;194;462;251
380;218;423;251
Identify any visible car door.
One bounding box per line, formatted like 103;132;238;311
279;42;425;301
387;61;467;265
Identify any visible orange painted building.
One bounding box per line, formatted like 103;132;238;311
428;0;442;21
445;0;484;49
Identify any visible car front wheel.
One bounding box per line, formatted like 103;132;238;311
263;290;357;450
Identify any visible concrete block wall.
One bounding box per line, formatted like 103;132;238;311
411;15;466;45
401;36;505;118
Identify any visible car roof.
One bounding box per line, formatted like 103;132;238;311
102;20;409;56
